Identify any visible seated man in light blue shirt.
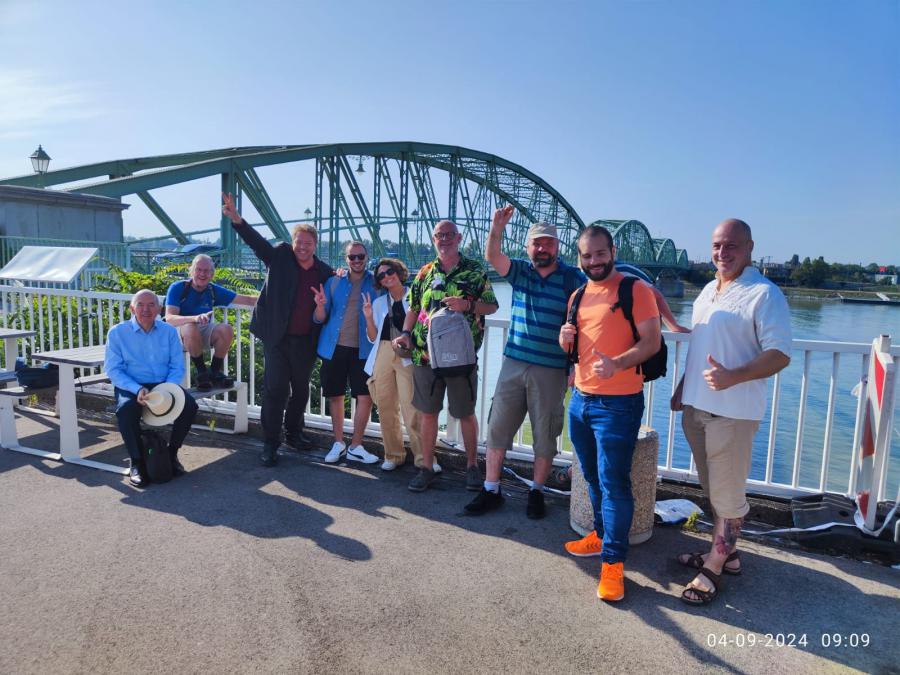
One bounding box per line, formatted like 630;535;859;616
105;289;199;487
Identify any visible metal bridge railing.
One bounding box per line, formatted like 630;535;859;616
1;283;896;501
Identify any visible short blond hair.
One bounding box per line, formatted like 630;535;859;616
291;222;318;243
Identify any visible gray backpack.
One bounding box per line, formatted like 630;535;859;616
426;307;477;383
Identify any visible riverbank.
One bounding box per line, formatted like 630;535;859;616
680;282;900;302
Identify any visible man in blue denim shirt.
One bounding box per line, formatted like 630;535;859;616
105;289;199;487
313;241;380;465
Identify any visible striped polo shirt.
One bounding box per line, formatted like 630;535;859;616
504;258;585;369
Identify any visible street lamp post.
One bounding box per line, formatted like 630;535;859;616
30;145;51;187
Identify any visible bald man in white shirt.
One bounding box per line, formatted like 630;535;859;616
671;218;791;606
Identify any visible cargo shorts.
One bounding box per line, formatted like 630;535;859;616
486;358;567;459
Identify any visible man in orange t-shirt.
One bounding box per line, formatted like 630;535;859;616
558;225;661;602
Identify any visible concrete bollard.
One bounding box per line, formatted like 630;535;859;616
569;426;659;545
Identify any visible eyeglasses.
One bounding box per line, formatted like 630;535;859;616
347;254;366;261
376;268;397;282
433;231;457;241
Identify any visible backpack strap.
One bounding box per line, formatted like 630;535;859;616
566;283;589;364
179;280;217;310
613;276;643;375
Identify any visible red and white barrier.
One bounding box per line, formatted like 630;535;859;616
854;335;897;534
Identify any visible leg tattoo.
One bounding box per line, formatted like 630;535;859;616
724;517;743;552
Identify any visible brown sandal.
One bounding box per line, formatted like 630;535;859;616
677;550;741;575
681;567;721;606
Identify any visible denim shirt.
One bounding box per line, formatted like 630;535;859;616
315;271;379;360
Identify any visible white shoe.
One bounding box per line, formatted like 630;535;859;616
324;441;346;464
347;444;379;464
432;461;443;474
381;460;399;471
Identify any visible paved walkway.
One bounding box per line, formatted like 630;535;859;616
0;410;897;674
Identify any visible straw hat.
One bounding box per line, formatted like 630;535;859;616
141;383;186;427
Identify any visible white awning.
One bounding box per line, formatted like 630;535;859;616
0;246;99;284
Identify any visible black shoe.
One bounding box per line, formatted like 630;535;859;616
196;370;212;391
260;444;279;467
526;489;546;520
210;370;234;388
464;488;504;515
283;430;314;451
129;465;146;487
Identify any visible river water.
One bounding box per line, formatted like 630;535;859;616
484;282;900;496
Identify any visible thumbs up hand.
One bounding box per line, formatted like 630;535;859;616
703;354;736;391
591;348;618;379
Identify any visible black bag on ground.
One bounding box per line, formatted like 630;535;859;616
14;357;59;389
566;276;667;382
141;429;173;484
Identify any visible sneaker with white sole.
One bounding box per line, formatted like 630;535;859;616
324;441;346;464
381;459;400;471
432;461;443;473
347;444;379;464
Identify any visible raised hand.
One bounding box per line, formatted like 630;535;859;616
703;354;735;390
491;205;515;230
311;284;327;309
222;192;242;224
591;348;617;379
361;292;372;319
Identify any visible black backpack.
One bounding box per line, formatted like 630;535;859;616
14;357;59;389
141;429;173;484
566;276;667;382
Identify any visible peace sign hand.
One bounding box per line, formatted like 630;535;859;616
222;192;242;224
311;284;327;308
361;292;373;319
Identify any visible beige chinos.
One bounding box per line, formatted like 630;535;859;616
368;341;423;466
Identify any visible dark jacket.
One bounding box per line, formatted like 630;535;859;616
233;219;333;345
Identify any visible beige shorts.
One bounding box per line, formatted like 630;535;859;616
486;358;567;459
178;320;219;350
681;405;760;519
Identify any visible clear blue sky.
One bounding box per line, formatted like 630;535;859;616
1;0;897;265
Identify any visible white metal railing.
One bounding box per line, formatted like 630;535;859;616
2;283;897;501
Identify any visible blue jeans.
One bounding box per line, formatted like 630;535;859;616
568;389;644;564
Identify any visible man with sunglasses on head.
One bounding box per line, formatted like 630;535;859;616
393;220;499;492
222;193;334;467
312;241;381;465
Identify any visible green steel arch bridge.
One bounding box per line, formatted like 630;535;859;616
1;144;689;274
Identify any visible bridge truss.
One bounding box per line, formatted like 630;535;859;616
2;144;689;273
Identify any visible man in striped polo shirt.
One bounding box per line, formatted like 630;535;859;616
464;206;585;519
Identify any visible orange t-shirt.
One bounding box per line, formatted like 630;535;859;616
571;274;660;395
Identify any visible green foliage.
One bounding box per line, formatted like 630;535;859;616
791;256;829;287
92;261;258;296
683;511;700;533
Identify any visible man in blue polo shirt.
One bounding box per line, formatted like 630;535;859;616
464;206;585;519
165;254;257;391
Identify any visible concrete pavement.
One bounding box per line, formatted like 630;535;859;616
0;409;897;674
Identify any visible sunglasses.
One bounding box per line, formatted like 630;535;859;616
433;231;457;240
376;268;397;282
347;254;366;261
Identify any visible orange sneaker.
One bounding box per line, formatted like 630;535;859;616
564;530;603;557
597;562;625;602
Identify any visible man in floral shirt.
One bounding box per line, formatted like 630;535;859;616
393;220;498;492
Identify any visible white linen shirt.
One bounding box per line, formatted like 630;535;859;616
682;266;792;421
363;293;412;376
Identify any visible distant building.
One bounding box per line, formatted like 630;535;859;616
0;186;127;243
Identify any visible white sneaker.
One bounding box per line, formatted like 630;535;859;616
324;441;346;464
347;444;379;464
432;461;443;474
381;460;399;471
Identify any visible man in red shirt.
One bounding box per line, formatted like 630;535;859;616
558;225;661;602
